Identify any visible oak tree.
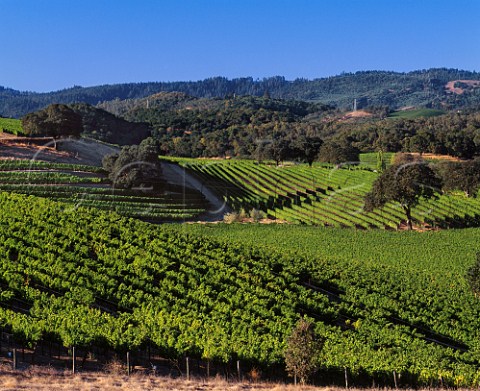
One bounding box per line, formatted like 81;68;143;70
364;161;442;230
22;104;82;138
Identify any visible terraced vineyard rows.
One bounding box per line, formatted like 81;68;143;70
0;160;208;221
176;159;480;229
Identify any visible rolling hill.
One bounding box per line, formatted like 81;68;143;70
1;68;480;118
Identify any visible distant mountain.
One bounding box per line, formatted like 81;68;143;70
1;68;480;118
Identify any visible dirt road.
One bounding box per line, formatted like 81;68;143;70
162;162;231;222
0;136;119;166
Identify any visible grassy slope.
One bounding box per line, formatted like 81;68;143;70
358;152;394;169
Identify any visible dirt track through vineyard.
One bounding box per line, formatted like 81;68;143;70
162;162;231;221
0;136;119;166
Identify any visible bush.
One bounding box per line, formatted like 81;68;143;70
223;212;240;224
249;208;264;222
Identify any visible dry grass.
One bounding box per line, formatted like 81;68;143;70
408;152;460;162
0;365;324;390
0;366;467;390
339;110;373;122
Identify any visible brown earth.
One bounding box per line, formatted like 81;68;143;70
398;106;415;111
0;365;449;391
0;135;119;166
340;110;373;121
445;79;480;95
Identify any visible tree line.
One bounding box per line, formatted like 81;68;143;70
18;93;480;168
122;93;480;163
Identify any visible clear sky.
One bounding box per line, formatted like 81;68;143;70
1;0;479;92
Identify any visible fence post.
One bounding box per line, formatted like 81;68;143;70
186;356;190;380
344;367;349;388
393;370;398;389
126;351;130;376
237;360;241;381
72;346;76;374
12;348;17;370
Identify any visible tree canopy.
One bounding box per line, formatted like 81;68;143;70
102;137;163;189
437;159;480;197
318;139;360;165
21;104;82;138
364;159;443;229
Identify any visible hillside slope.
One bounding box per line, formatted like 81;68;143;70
1;191;480;386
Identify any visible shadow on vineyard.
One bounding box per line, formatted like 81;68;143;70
172;158;480;230
302;278;468;352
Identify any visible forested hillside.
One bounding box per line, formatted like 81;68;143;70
2;68;480;118
114;93;480;160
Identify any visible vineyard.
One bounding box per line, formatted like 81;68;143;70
0;118;23;136
0;160;208;222
170;158;480;229
1;192;480;386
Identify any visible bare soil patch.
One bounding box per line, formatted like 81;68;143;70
0;132;17;140
0;136;119;166
397;221;439;232
445;79;480;95
340;110;373;121
398;106;415;111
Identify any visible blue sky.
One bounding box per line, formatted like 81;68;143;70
1;0;479;92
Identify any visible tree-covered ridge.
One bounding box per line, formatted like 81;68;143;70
70;103;151;145
123;94;329;159
2;68;480;118
124;94;480;161
330;110;480;158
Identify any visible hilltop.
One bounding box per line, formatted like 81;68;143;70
1;68;480;118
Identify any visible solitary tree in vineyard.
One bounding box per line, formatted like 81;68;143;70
284;318;323;385
364;160;442;230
